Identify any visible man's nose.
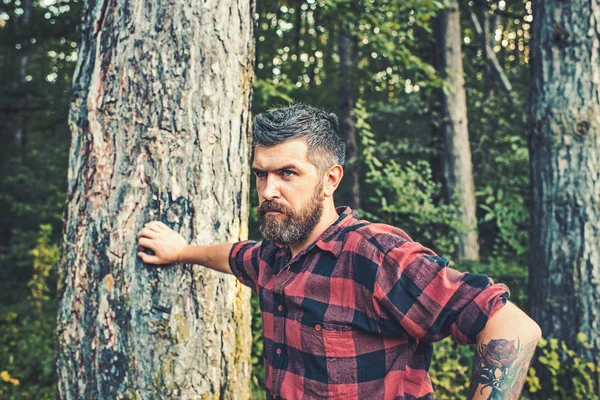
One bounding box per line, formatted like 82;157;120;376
261;175;281;200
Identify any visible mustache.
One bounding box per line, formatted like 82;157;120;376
258;200;289;215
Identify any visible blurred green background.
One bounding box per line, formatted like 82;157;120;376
0;0;596;399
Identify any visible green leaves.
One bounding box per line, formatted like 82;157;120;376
250;292;265;398
429;337;472;398
533;336;599;399
476;183;528;257
358;116;460;256
0;292;58;399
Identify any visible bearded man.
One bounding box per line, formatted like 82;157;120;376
137;104;541;399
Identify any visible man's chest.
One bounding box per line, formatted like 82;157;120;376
256;250;382;334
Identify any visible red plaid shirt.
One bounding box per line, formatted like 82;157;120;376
229;207;509;399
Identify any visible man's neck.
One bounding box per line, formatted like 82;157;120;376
288;203;339;259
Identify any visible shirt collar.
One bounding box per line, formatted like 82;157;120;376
270;206;359;259
313;206;358;258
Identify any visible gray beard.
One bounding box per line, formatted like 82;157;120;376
258;189;324;245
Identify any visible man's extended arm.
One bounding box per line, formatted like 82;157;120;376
469;301;542;399
136;221;233;274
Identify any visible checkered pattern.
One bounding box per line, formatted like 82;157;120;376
230;207;509;399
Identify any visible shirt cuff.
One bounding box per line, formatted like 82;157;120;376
228;240;259;290
451;282;510;344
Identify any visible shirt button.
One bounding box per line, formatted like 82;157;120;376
276;348;282;355
315;324;322;331
277;305;283;312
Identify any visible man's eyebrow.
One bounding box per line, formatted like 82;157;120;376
251;164;301;173
275;164;300;172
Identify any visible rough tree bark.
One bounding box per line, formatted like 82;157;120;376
55;1;255;398
528;0;600;392
434;0;480;262
338;28;360;210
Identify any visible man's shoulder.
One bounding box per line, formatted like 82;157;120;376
341;218;414;256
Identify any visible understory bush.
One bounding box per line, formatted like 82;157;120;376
1;225;59;400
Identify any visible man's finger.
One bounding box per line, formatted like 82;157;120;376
138;237;155;250
146;223;162;233
147;221;166;231
137;228;158;239
138;251;160;264
148;221;169;231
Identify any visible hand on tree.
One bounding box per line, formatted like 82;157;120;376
137;221;187;264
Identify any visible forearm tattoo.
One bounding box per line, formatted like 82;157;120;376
469;338;538;399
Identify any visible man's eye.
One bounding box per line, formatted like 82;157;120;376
282;170;294;178
254;171;266;178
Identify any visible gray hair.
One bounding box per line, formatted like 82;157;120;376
252;104;346;171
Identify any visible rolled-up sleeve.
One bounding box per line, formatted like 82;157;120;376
229;240;262;293
373;241;510;344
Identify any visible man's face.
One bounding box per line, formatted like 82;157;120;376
252;139;325;245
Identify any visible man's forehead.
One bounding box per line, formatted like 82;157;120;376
251;155;306;171
252;140;311;169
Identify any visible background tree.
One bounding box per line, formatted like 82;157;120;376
337;24;360;209
54;0;255;398
13;0;31;147
461;0;531;262
528;0;600;394
433;0;480;262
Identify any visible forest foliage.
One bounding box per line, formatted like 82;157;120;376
0;0;596;399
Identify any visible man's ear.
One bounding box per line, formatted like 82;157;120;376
323;165;344;198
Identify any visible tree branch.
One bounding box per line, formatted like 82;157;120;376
470;0;526;20
469;7;518;106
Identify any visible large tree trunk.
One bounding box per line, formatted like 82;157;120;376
55;1;255;398
528;0;600;392
338;28;360;210
434;1;480;262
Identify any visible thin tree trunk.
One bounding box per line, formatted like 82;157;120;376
55;1;255;398
338;28;360;210
529;0;600;394
308;4;316;89
430;22;445;187
489;6;498;50
14;0;32;147
479;1;492;96
255;0;262;70
434;0;480;262
325;21;336;80
295;0;302;57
